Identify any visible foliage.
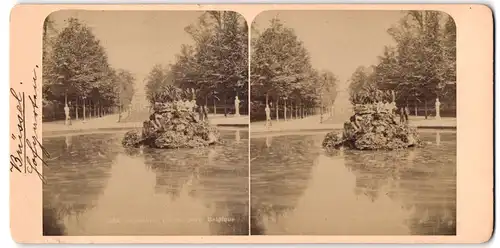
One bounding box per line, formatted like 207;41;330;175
251;18;338;110
144;64;174;104
151;84;193;104
45;18;111;102
42;17;136;118
115;69;136;108
348;11;456;114
168;11;248;107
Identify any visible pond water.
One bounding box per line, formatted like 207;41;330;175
43;129;249;236
250;130;456;235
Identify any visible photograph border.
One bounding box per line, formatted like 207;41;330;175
10;3;493;244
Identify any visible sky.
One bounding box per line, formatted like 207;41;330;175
48;10;206;102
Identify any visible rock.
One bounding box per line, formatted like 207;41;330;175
122;130;142;148
322;104;423;151
322;131;344;149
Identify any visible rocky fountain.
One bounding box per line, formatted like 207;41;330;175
122;87;221;149
322;103;423;151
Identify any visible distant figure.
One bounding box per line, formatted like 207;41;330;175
404;106;410;123
399;107;405;123
198;105;204;121
265;104;271;128
64;104;71;126
203;105;209;120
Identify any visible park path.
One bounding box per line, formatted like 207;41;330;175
250;114;457;134
42;111;249;136
42;112;140;134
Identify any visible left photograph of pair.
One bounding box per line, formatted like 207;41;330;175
42;10;250;236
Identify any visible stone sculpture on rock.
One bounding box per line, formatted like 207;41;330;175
122;86;221;149
322;103;423;150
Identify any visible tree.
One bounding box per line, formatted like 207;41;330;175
42;16;57;89
348;66;377;104
45;18;111;107
145;64;174;104
439;15;457;111
115;69;136;110
170;11;248;115
367;11;456;117
317;70;339;116
251;18;314;120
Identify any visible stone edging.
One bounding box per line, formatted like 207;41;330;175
250;125;456;135
42;124;249;137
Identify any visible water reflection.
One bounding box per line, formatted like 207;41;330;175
250;131;456;235
43;133;120;235
43;130;249;236
251;135;318;234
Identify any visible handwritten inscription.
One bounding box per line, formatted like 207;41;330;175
10;65;49;183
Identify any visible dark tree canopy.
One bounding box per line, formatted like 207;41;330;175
348;11;456;115
42;17;136;120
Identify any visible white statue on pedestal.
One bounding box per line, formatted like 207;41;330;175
234;96;240;117
265;104;271;128
64;104;71;126
435;97;441;119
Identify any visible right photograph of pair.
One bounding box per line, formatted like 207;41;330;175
249;10;457;235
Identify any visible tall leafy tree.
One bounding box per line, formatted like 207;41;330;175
115;69;136;109
348;66;377;104
251;18;315;120
170;11;248;113
318;70;339;112
359;11;457;117
145;64;174;104
45;18;111;106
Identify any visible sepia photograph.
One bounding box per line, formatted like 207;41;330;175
7;2;496;244
250;10;457;235
41;10;250;236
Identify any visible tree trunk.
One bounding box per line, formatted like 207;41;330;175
89;102;92;119
424;99;428;119
213;97;217;116
320;104;323;123
295;103;298;119
275;98;279;122
224;94;227;117
75;97;79;120
284;99;287;121
83;99;86;121
205;95;208;111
